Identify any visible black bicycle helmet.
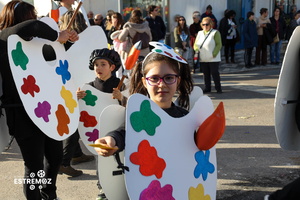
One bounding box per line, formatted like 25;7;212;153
89;48;122;72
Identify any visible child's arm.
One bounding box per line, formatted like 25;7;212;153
76;87;87;99
94;136;118;157
113;87;128;107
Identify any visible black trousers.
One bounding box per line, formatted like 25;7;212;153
61;130;83;166
225;38;236;61
15;130;63;200
269;177;300;200
244;47;254;66
201;62;221;91
255;35;268;65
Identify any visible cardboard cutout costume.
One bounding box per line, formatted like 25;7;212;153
6;17;107;141
96;43;225;200
77;84;128;155
275;26;300;150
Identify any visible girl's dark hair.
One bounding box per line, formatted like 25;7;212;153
176;16;189;35
148;5;157;15
59;11;87;33
129;9;144;24
112;12;124;30
129;53;193;109
247;11;254;19
0;1;37;30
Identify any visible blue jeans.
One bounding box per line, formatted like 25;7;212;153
270;40;282;63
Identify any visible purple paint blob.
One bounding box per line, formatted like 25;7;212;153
34;101;51;122
140;180;175;200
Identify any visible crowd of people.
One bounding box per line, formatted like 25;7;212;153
1;0;300;199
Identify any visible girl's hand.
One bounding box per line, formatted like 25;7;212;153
76;87;86;99
68;30;79;42
112;88;123;101
94;136;118;157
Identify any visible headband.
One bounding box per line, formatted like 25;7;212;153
142;42;187;67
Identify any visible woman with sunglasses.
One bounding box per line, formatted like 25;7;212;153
174;16;191;60
194;17;223;94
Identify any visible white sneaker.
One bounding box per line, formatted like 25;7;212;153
264;195;269;200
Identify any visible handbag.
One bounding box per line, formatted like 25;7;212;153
273;33;279;43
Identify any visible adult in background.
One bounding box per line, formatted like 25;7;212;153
194;17;222;94
269;7;286;65
189;11;202;72
219;10;238;63
201;5;218;29
107;12;124;48
94;13;105;30
145;5;166;43
243;11;258;68
87;11;95;25
255;8;271;66
174;16;190;61
118;9;152;61
0;1;78;199
286;10;300;41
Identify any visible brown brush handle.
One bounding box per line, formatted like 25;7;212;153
66;1;83;30
117;75;126;90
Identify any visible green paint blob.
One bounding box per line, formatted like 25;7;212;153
130;100;161;136
82;90;98;106
11;42;29;70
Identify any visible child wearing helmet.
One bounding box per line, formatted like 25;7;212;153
77;48;126;105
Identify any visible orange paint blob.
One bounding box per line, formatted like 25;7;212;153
55;104;70;136
195;102;225;150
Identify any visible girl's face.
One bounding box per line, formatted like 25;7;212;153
93;59;115;81
142;61;180;109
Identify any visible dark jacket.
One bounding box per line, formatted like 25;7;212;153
243;19;258;48
201;12;218;29
269;16;286;40
0;20;59;137
145;15;166;41
218;17;239;45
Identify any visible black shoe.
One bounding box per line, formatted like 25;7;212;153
271;62;276;65
71;154;95;165
217;90;223;94
275;62;280;65
203;89;211;93
58;165;83;177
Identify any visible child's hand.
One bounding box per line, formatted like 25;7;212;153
94;136;118;157
112;88;123;101
76;87;87;99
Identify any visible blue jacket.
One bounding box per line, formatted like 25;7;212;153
243;19;258;48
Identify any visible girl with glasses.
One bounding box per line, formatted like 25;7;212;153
94;42;193;156
194;17;223;93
